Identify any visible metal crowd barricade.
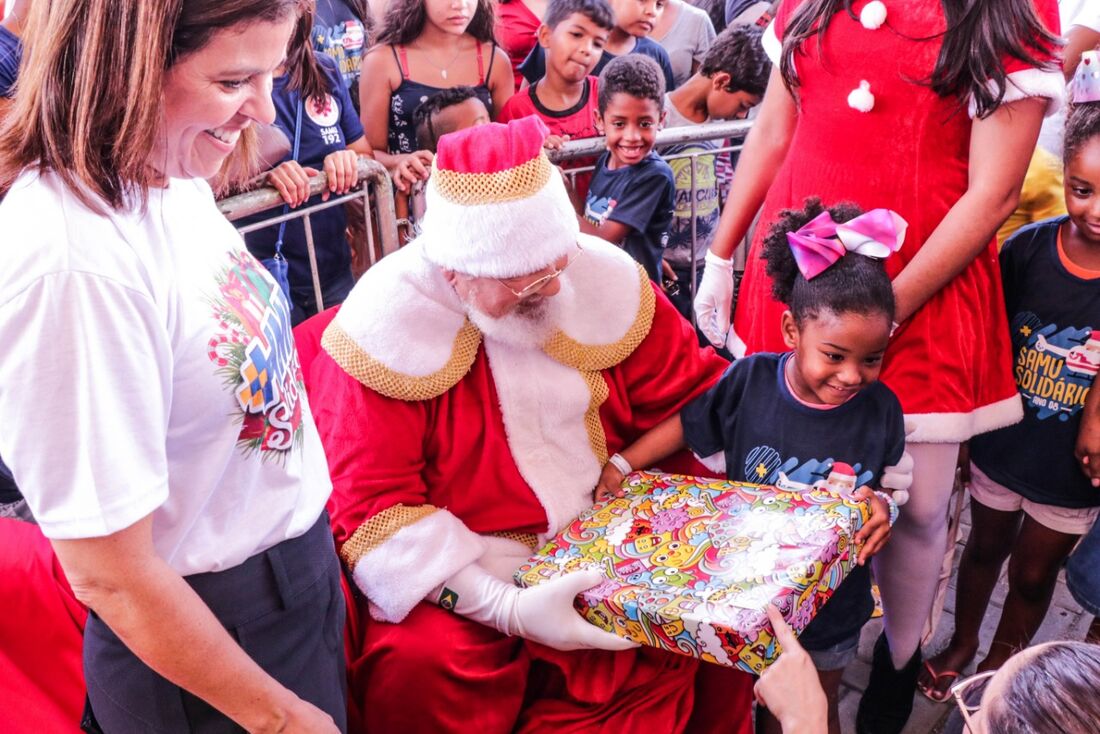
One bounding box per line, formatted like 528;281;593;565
218;157;398;312
549;118;754;308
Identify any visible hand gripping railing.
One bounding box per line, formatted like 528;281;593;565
218;156;398;312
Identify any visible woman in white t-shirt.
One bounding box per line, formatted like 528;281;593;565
0;1;343;732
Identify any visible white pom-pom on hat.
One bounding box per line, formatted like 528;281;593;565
860;1;887;30
848;80;875;112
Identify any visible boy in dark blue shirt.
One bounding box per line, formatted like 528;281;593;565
580;55;675;284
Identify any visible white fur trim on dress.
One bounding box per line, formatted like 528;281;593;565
969;67;1065;119
762;20;781;67
420;169;580;279
904;394;1023;444
350;509;487;623
334;241;467;379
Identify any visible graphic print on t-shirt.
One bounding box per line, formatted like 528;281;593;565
584;195;617;225
743;445;874;490
313;19;365;88
206;251;305;456
1011;312;1098;421
306;94;344;146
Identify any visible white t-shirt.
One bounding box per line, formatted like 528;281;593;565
0;171;332;575
657;1;717;89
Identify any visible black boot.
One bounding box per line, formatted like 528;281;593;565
856;632;922;734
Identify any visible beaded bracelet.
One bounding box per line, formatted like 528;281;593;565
874;491;900;526
608;453;632;476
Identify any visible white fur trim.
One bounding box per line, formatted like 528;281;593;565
420;169;580;279
334;242;466;379
349;509;486;623
486;338;601;539
333;235;647;390
968;67;1065;119
694;450;727;475
904;395;1023;444
762;20;781;67
557;235;643;347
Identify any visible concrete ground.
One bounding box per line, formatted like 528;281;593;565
836;497;1095;733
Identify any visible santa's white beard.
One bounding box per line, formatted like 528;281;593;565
464;280;570;349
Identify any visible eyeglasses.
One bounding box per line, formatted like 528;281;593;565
496;246;583;299
951;670;996;733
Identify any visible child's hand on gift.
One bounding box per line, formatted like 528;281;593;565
854;486;891;565
595;463;626;503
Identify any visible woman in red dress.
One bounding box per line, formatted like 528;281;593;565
692;1;1062;731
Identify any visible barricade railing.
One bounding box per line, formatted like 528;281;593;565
395;119;755;311
218;157;398;312
552;118;754;310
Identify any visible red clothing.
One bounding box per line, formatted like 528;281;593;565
500;77;601;199
0;519;86;733
307;240;753;732
496;0;541;92
733;0;1061;442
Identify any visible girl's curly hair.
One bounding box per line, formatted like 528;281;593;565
762;197;896;326
1065;101;1100;164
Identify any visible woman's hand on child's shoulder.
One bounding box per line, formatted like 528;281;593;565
853;486;891;566
595;463;627;503
268;160;318;208
391;150;434;193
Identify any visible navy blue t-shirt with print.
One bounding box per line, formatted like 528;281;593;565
971;217;1100;509
0;25;21;97
584;150;674;283
313;0;367;110
681;352;906;649
243;54;364;314
519;37;676;92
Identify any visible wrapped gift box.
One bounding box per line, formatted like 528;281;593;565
514;471;871;674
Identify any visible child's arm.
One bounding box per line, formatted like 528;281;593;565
594;413;687;501
578;215;631;245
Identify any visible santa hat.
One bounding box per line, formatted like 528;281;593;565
419;116;580;279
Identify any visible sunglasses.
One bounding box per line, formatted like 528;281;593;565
496;246;583;299
951;669;996;733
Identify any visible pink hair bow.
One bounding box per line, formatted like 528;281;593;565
786;209;907;280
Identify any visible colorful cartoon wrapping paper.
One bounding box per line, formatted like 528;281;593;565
514;471;871;674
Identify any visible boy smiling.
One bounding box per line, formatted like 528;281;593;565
580;55;674;284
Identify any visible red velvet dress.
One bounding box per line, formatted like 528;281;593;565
732;0;1061;443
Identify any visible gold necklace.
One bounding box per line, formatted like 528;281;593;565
418;43;463;80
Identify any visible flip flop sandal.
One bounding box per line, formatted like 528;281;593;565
917;660;961;703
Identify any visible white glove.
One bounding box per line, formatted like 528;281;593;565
434;565;639;652
693;250;735;348
882;420;917;505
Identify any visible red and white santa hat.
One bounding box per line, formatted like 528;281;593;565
419;116;580;279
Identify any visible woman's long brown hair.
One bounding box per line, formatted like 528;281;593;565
778;0;1059;119
0;0;303;212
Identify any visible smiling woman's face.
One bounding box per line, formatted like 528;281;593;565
155;16;295;180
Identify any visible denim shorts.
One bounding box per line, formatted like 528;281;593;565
1068;516;1100;616
804;629;861;672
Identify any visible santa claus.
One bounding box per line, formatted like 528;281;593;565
302;116;753;732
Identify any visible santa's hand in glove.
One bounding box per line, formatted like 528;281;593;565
433;566;639;652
